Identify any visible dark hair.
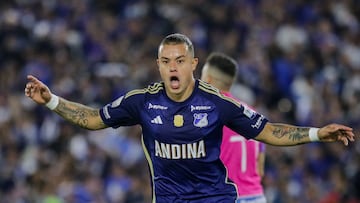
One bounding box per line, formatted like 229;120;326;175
205;52;238;77
159;33;194;57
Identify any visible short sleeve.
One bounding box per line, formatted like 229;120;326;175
99;94;142;128
221;102;268;139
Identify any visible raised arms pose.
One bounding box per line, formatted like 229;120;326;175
25;33;355;203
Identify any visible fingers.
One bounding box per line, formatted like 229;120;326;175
348;134;355;142
338;129;355;146
343;130;355;142
338;125;353;131
25;75;41;97
325;123;356;146
24;83;31;97
25;83;39;98
27;75;41;85
342;137;349;146
328;123;353;132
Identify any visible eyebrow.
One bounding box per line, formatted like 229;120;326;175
160;55;186;60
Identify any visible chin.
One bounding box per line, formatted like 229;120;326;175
169;87;184;96
171;88;182;94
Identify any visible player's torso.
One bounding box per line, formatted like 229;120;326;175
138;82;237;201
100;81;268;201
141;94;222;160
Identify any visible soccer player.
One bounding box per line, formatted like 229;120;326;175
25;33;355;203
201;52;266;203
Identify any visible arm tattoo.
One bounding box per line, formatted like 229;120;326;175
54;99;101;129
272;124;309;143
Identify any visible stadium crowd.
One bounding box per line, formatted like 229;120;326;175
0;0;360;202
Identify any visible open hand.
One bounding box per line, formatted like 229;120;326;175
319;124;355;146
24;75;52;105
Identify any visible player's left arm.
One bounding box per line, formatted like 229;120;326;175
255;123;355;146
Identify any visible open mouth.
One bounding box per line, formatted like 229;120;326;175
170;76;180;89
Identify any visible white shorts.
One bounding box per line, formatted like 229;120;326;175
236;194;267;203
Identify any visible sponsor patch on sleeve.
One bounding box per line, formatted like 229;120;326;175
243;104;256;119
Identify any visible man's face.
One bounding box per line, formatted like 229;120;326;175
157;43;198;101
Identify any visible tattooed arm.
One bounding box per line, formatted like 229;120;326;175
25;75;107;130
255;123;355;146
255;123;310;146
53;98;107;130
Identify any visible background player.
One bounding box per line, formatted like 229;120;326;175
25;33;355;203
201;52;266;203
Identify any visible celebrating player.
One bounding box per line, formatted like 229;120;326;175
25;33;355;203
201;52;266;203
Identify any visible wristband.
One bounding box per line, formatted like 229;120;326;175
45;94;59;110
309;128;320;142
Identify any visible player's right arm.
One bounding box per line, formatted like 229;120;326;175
25;75;107;130
53;97;107;130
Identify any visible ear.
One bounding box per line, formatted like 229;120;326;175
156;59;160;70
192;57;199;71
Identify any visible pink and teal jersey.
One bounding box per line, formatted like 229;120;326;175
220;92;265;198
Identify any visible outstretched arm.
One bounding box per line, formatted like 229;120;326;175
255;123;355;146
25;75;107;130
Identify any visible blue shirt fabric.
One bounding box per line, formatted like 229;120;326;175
100;80;268;203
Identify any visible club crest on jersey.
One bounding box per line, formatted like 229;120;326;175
174;115;184;127
193;113;208;127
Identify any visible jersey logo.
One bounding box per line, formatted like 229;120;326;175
151;116;163;124
174;115;184;127
193;113;208;127
251;115;265;129
190;105;211;112
243;104;256;119
148;103;168;110
154;140;206;159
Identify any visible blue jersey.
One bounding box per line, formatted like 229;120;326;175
100;80;268;203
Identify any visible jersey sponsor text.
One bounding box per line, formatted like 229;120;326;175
155;140;206;159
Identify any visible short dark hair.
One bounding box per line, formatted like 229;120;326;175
205;52;238;78
159;33;194;57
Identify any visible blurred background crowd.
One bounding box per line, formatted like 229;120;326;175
0;0;360;202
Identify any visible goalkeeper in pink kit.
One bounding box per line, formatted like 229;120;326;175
201;52;267;203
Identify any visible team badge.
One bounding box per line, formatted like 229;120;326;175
174;115;184;127
193;113;208;127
